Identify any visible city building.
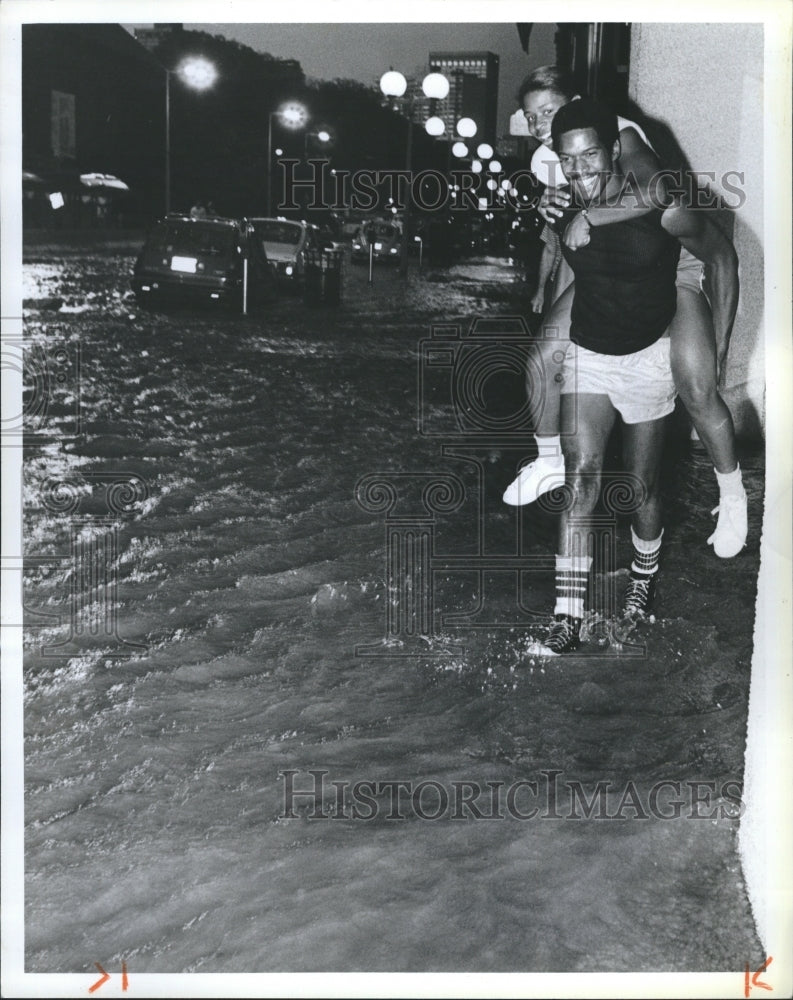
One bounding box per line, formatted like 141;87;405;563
22;23;165;227
131;23;185;52
428;52;500;145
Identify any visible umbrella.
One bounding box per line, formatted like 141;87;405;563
79;172;130;192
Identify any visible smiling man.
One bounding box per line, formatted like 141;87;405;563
532;98;683;656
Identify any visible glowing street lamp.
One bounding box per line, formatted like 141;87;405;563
165;56;218;215
305;128;332;158
178;57;217;91
379;68;449;276
267;100;309;215
422;72;450;101
278;102;309;129
379;70;408;99
450;119;480;173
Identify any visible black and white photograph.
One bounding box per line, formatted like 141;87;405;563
2;2;791;997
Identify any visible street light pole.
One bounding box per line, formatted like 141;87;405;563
267;111;274;216
267;102;310;217
163;57;217;218
380;69;449;279
165;70;171;216
305;129;331;160
400;110;413;278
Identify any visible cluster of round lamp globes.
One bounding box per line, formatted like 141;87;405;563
171;59;522;215
380;69;521;212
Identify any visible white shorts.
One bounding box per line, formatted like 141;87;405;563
676;247;705;294
560;337;677;424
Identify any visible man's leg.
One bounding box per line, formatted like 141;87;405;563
538;391;616;655
669;286;747;557
620;415;668;617
503;283;574;505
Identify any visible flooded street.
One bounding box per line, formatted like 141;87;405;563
19;240;765;977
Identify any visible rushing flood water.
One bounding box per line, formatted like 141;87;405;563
19;244;765;974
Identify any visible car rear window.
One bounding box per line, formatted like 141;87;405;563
252;222;302;245
149;223;236;256
365;223;399;238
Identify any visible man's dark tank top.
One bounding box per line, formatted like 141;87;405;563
556;203;681;356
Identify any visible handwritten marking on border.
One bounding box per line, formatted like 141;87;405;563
745;955;773;997
88;963;110;993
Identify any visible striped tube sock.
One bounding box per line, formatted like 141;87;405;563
553;554;592;619
630;526;663;576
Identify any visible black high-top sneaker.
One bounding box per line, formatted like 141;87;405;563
540;614;582;655
622;571;657;618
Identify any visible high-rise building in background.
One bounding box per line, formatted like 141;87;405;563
132;23;184;52
428;51;499;146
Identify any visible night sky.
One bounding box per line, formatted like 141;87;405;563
128;20;557;135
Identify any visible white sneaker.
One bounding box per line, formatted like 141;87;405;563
707;490;748;558
503;455;566;506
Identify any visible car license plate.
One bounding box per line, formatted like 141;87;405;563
374;242;383;251
171;256;197;273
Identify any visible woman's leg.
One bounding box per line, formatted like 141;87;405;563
669;286;737;473
530;281;575;437
669;287;747;557
504;283;575;505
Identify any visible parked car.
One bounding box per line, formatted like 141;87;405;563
131;214;275;310
316;223;344;252
247;217;331;286
351;219;404;265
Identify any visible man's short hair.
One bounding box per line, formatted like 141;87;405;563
516;65;578;105
551;98;619;151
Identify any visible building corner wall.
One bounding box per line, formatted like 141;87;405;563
629;22;765;441
630;20;792;964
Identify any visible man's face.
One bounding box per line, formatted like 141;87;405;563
556;127;615;201
522;88;568;147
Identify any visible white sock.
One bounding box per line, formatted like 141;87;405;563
630;526;663;576
553;553;591;618
535;434;563;464
715;464;744;498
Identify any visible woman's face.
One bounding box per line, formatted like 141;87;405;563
522;88;570;147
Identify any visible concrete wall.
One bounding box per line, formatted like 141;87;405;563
631;22;793;963
630;22;764;439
